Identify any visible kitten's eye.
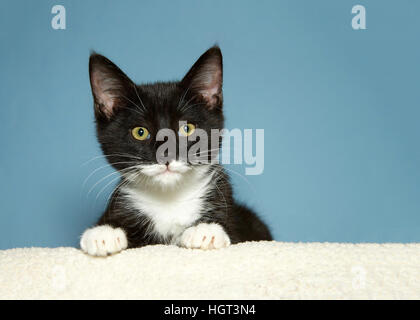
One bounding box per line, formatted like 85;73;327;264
179;123;196;137
132;127;150;140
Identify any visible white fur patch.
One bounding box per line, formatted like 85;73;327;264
180;223;231;250
80;225;128;257
121;164;214;241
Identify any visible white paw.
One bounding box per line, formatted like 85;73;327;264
80;225;128;257
180;223;231;250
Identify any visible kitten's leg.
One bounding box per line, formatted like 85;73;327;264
179;223;231;250
80;225;128;256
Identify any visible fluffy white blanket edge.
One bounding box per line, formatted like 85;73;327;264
1;241;419;299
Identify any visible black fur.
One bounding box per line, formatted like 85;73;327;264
89;46;272;247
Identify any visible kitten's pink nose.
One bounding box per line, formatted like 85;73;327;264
164;162;174;173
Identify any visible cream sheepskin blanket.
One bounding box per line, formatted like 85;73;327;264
1;241;419;299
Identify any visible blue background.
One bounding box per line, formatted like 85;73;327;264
1;0;419;249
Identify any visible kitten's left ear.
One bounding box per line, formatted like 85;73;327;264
181;46;223;109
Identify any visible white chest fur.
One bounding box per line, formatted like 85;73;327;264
121;167;214;240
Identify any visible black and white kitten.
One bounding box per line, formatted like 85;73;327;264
81;46;272;256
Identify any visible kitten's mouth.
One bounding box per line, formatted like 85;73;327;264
139;160;191;186
161;167;175;175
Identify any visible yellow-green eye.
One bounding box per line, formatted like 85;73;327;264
132;127;150;140
179;123;196;136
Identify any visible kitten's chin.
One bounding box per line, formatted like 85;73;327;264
152;171;184;187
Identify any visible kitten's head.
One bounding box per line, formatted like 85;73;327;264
89;46;224;187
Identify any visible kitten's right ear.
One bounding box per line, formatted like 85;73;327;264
89;53;133;119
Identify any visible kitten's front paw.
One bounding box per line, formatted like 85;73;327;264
180;223;231;250
80;225;128;257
